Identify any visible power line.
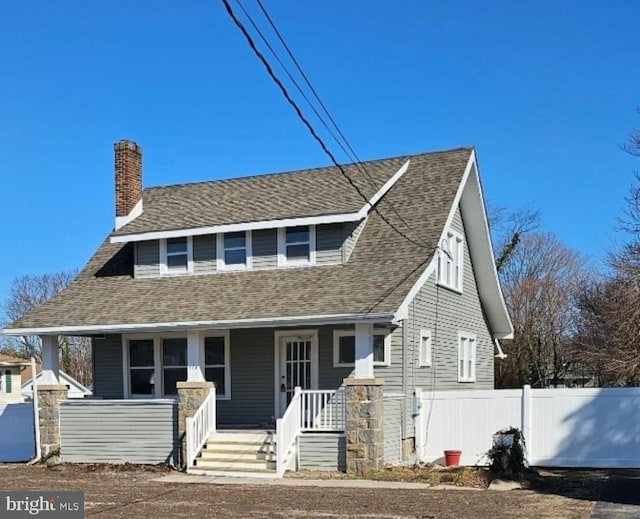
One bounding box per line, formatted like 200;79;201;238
221;0;430;250
247;0;430;248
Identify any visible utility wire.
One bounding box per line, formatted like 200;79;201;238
222;0;430;250
249;0;429;248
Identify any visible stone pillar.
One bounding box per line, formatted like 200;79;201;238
176;381;214;468
344;377;384;475
38;384;68;459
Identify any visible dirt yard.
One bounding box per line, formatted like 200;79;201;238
0;464;605;518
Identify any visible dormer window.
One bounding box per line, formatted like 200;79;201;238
278;225;316;266
160;237;193;275
218;231;251;270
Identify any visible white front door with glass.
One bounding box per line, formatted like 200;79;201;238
276;331;318;416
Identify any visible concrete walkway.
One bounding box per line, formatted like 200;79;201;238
590;471;640;519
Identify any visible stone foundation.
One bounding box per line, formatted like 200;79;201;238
38;384;69;458
177;381;214;468
344;378;384;474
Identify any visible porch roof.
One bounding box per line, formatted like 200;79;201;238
4;148;496;336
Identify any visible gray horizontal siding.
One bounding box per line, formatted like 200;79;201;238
193;235;217;274
253;229;278;270
92;335;123;399
342;218;366;263
383;397;402;464
135;240;160;278
316;224;343;266
217;329;274;428
59;401;177;464
298;433;346;471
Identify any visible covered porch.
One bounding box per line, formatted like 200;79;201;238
31;320;389;476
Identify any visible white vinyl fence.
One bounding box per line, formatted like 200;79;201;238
415;386;640;468
0;403;35;462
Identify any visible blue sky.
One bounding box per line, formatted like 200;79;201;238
0;1;638;310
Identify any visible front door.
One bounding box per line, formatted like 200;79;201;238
276;331;318;416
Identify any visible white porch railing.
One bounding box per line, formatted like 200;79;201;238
276;387;302;477
185;387;216;469
300;388;346;431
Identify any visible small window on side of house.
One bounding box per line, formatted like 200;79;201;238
278;226;316;266
419;330;432;367
129;339;155;395
161;237;193;275
458;332;476;382
204;336;230;399
438;230;463;292
218;231;251;270
333;331;389;367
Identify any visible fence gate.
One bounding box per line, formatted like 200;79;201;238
0;403;35;462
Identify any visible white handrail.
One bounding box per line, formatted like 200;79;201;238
300;388;345;431
276;387;302;477
185;387;216;469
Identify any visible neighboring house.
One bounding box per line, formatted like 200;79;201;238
0;354;30;403
21;367;92;400
2;141;513;476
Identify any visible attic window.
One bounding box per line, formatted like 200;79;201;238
218;231;251;270
438;230;463;292
278;225;316;266
161;237;193;275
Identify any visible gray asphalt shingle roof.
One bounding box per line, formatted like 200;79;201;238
8;147;473;331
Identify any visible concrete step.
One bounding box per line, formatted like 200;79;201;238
198;450;277;462
188;468;280;479
193;459;277;472
209;432;275;443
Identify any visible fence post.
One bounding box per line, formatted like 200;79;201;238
521;384;532;465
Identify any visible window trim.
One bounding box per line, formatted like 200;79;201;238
332;329;391;367
217;231;252;271
204;332;232;400
457;331;477;382
418;329;432;367
0;369;10;393
160;237;193;276
437;229;464;292
277;225;316;267
122;330;231;400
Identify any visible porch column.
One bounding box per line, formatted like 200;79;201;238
186;330;205;382
354;323;374;378
344;377;384;475
40;335;60;385
177;381;213;469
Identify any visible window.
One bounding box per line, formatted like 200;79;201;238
129;339;155;395
162;338;187;396
458;332;476;382
278;225;316;266
333;330;390;367
419;330;432;367
126;332;230;400
0;370;12;393
438;230;463;291
161;237;192;275
218;231;251;270
205;336;230;399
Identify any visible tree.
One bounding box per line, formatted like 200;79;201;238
1;271;92;386
496;232;586;388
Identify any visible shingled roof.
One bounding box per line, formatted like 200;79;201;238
6;147;492;333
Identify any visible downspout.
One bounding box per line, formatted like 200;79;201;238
401;318;408;441
28;356;42;464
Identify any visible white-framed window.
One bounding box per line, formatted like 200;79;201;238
278;225;316;266
0;370;11;393
438;230;464;292
217;231;252;270
204;335;231;399
160;236;193;275
419;329;432;367
124;331;231;400
162;338;187;396
332;330;390;367
458;332;476;382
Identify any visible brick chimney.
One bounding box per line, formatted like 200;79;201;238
114;140;142;229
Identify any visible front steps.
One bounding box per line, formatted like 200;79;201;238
188;431;280;478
